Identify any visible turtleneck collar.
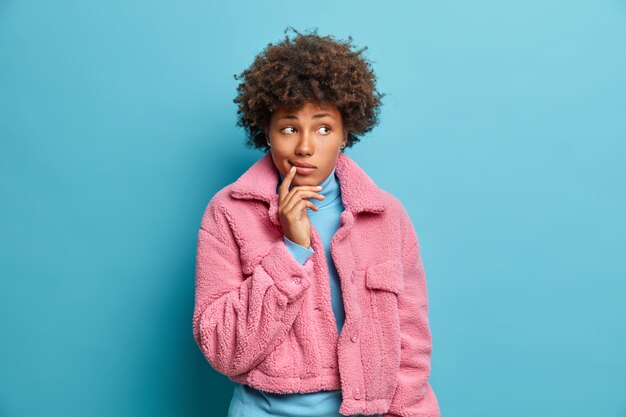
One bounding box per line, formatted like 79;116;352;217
277;166;342;209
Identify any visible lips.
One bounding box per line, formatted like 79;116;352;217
290;161;316;168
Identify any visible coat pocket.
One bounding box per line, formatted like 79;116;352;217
365;259;404;294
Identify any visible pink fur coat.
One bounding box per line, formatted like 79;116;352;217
193;152;440;416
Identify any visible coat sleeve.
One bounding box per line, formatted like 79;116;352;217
192;197;313;377
384;204;441;417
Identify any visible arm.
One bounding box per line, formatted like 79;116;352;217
384;205;441;417
192;198;313;377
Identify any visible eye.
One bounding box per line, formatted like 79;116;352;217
280;126;296;134
318;126;331;135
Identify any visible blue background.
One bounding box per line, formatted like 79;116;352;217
1;1;625;416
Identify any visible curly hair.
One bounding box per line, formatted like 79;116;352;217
233;27;385;153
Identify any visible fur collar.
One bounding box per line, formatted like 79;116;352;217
230;152;388;215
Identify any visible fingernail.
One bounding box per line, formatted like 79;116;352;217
290;166;296;172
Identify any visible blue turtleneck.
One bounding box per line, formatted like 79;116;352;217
226;166;381;417
277;166;345;333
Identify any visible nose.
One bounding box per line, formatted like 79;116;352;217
294;130;314;156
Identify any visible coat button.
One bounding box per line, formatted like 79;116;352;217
352;386;362;399
291;277;300;284
350;330;359;343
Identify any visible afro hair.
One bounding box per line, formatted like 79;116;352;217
233;26;385;152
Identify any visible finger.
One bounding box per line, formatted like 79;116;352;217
283;189;325;208
282;189;324;213
283;192;314;214
278;166;297;201
280;184;322;206
285;198;317;217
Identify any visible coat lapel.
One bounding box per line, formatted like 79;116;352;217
229;152;389;227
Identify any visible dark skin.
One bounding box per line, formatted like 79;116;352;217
277;166;322;248
266;101;348;248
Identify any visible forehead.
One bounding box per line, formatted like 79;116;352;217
272;102;341;119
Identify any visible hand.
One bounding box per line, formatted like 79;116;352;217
277;166;325;248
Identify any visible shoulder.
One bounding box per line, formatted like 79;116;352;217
198;183;240;231
378;188;413;224
377;189;420;247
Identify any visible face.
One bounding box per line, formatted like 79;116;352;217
265;101;348;187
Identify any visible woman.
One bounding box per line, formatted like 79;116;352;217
193;27;441;417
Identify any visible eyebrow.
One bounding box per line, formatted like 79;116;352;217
277;113;335;121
